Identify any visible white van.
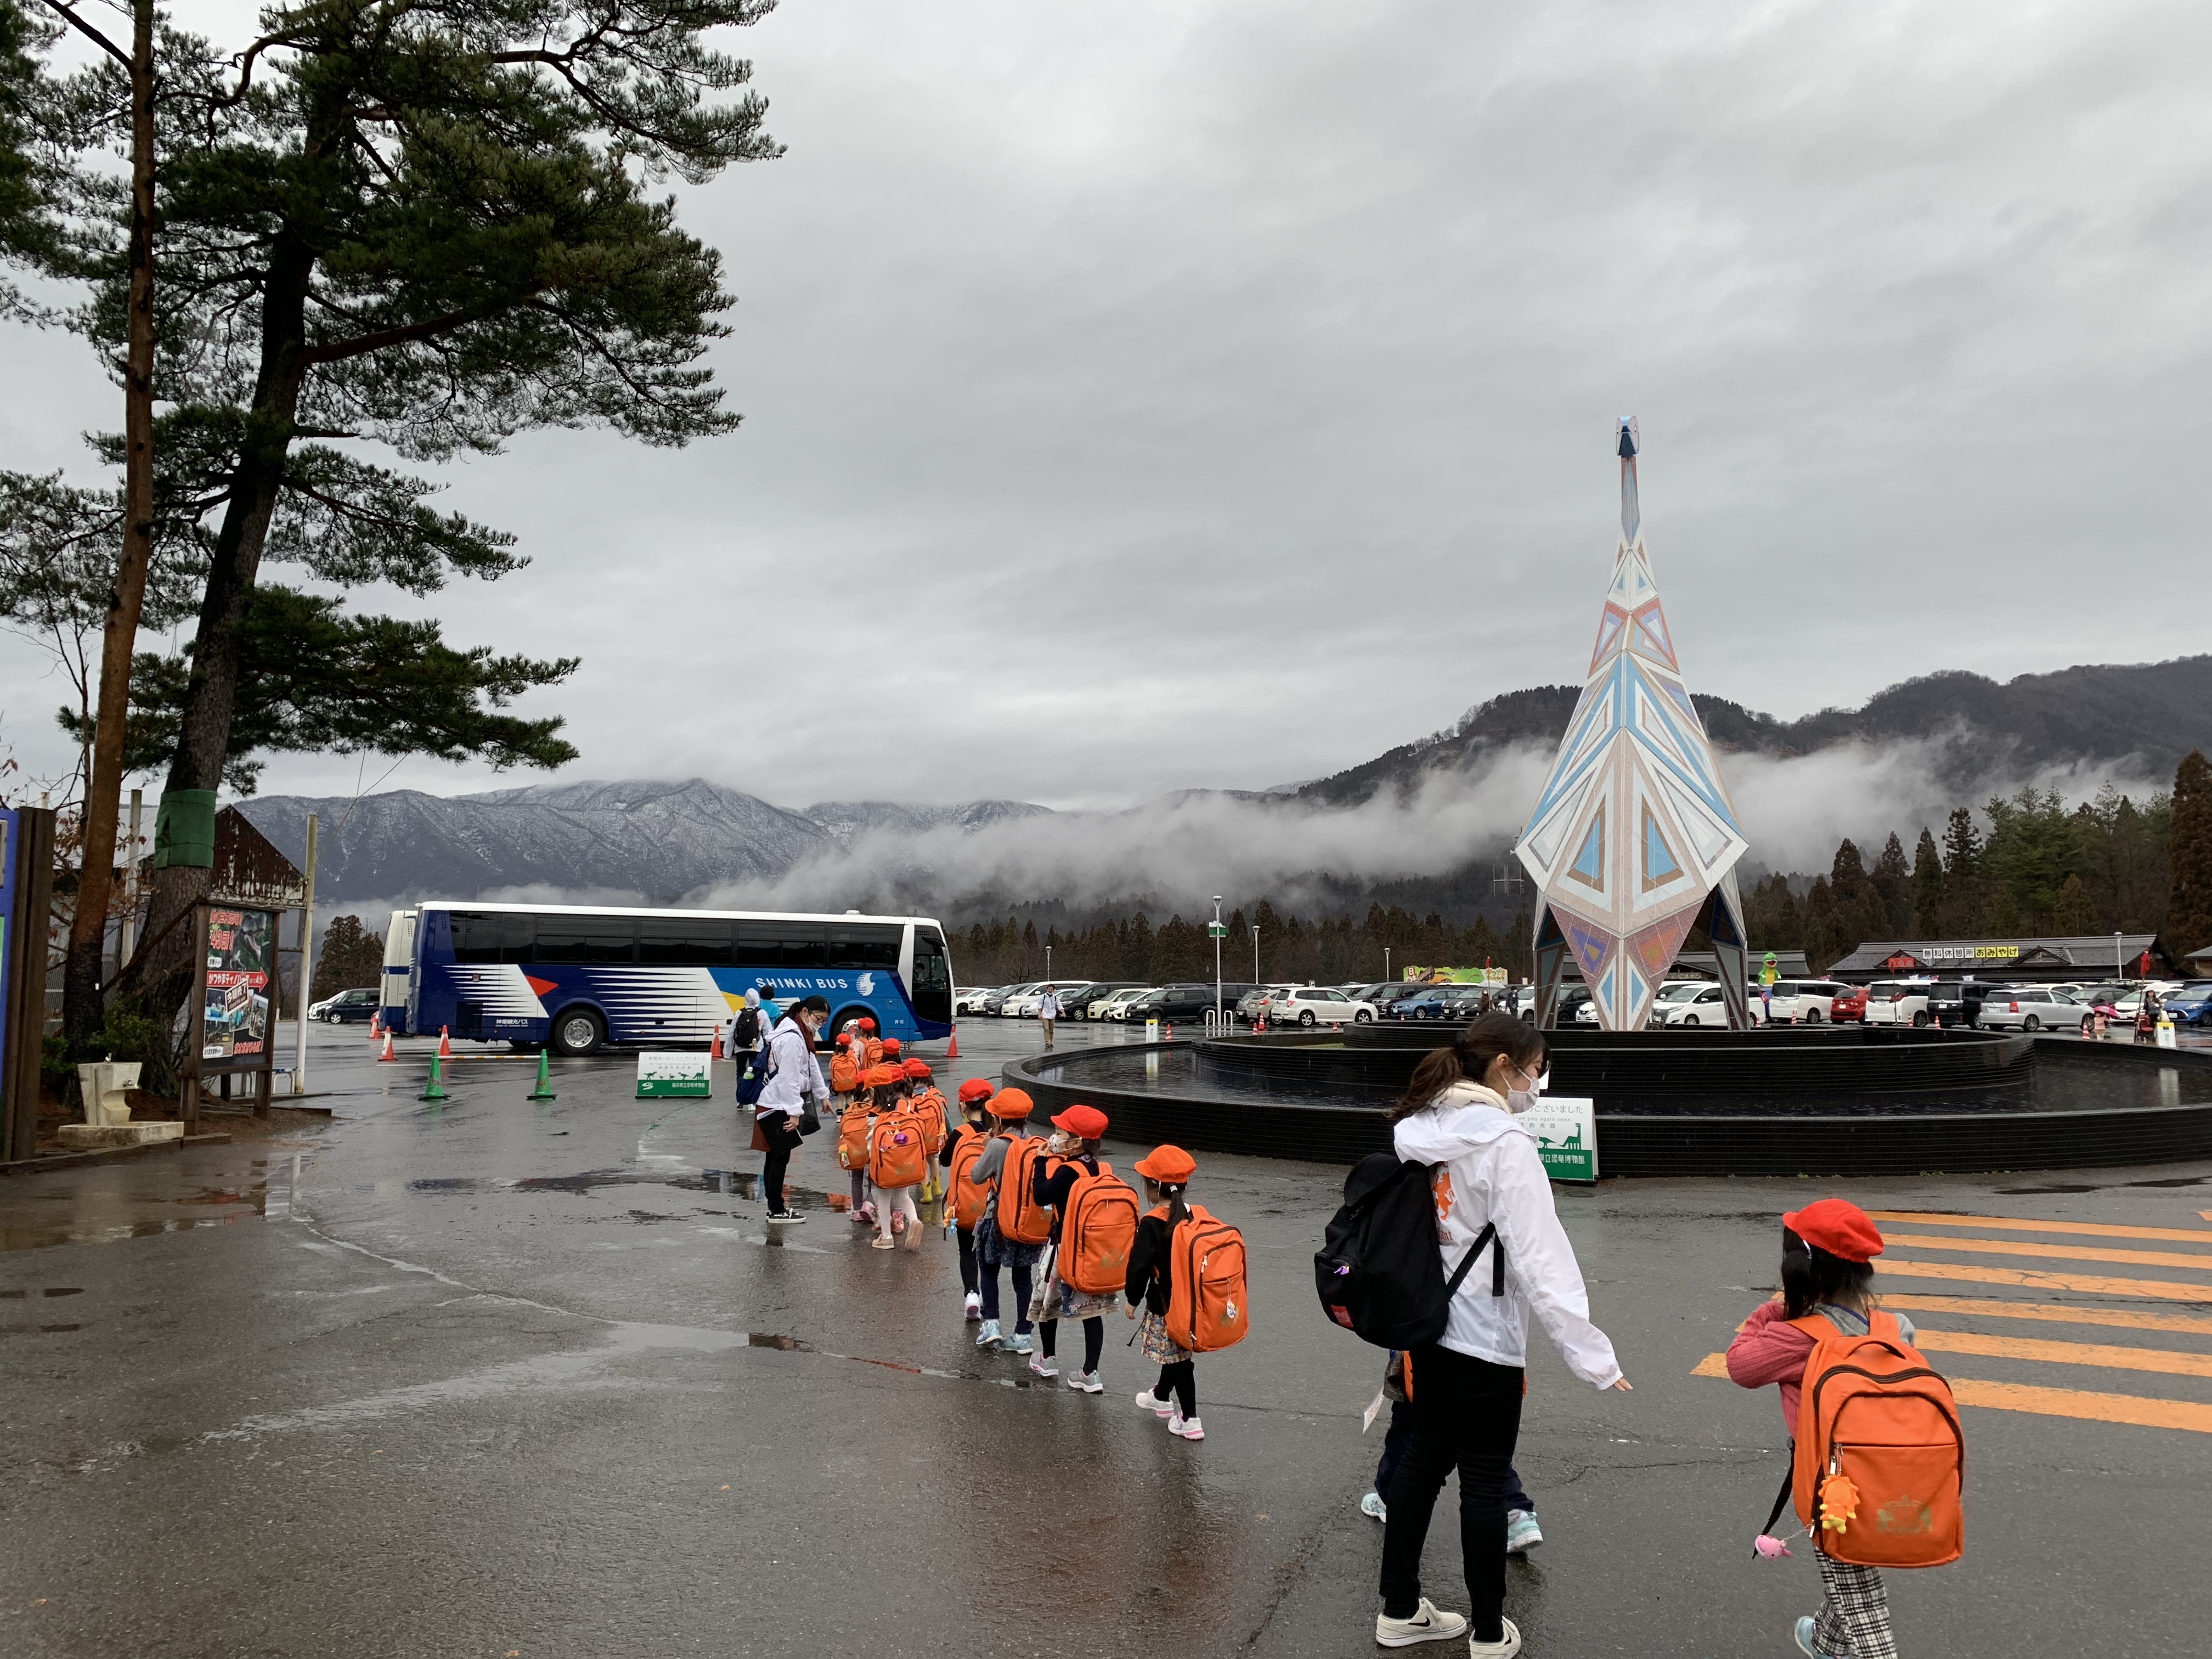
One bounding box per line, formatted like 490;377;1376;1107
1863;978;1938;1027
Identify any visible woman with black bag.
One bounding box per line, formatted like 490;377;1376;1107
754;995;829;1224
1374;1014;1630;1656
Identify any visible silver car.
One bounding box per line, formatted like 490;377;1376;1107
1976;987;2092;1034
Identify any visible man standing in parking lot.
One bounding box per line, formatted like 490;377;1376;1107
1037;988;1061;1049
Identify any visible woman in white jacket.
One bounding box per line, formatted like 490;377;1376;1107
1375;1014;1631;1658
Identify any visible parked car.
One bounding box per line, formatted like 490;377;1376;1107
310;986;381;1023
1002;980;1094;1018
1057;981;1142;1019
1094;986;1160;1020
1237;984;1300;1023
1262;985;1378;1026
1976;987;2092;1034
2154;981;2212;1026
1659;983;1753;1026
1862;978;1937;1027
953;986;997;1016
1761;980;1851;1023
1644;981;1708;1026
1390;986;1482;1022
1827;984;1869;1022
979;983;1040;1017
1121;983;1256;1025
1371;982;1442;1014
1926;980;1992;1028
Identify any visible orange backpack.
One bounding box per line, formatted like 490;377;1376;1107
829;1052;860;1094
1058;1160;1141;1294
995;1135;1057;1245
1788;1309;1964;1568
837;1105;874;1172
910;1089;949;1155
869;1108;929;1190
862;1037;884;1069
1163;1204;1251;1353
946;1126;993;1231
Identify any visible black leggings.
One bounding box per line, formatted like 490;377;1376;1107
955;1226;978;1296
1039;1317;1104;1372
758;1114;803;1213
1155;1359;1195;1417
1378;1344;1525;1641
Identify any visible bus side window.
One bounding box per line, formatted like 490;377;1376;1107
537;916;637;964
452;912;534;964
827;923;901;969
736;921;828;973
640;920;736;966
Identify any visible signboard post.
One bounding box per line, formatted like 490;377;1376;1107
636;1051;712;1098
184;902;279;1130
1518;1096;1599;1183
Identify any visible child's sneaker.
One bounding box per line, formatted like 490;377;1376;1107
1065;1370;1103;1393
1166;1413;1204;1440
1134;1389;1174;1416
974;1319;1002;1349
1029;1353;1058;1379
1793;1617;1829;1659
1505;1509;1543;1553
1358;1491;1387;1522
1005;1331;1035;1355
963;1292;982;1321
890;1211;906;1235
1373;1599;1468;1648
870;1234;896;1250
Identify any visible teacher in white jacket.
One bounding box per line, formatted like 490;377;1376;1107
1375;1013;1631;1659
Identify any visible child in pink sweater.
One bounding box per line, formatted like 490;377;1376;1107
1725;1199;1912;1659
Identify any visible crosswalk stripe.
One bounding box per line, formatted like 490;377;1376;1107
1947;1378;2212;1434
1880;1294;2212;1336
1884;1232;2212;1272
1868;1210;2212;1245
1880;1259;2212;1302
1688;1355;2212;1431
1911;1328;2212;1378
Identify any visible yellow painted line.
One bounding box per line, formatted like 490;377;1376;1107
1880;1259;2212;1303
1881;1294;2212;1336
1868;1210;2212;1246
1691;1355;2212;1432
1948;1378;2212;1434
1911;1328;2212;1379
1885;1233;2212;1273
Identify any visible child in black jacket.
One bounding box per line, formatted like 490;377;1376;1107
1124;1143;1203;1441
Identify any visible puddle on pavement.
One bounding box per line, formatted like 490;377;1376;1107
411;1167;771;1202
1995;1173;2210;1195
0;1157;294;1251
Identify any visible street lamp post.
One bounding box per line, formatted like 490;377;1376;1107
1046;943;1053;980
2115;931;2124;982
1211;896;1225;1025
1385;945;1391;985
1252;926;1261;985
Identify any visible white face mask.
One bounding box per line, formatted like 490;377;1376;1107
1505;1069;1550;1114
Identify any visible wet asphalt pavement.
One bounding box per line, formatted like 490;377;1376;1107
3;1018;2209;1658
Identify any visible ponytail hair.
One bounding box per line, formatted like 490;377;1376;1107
1147;1177;1190;1228
1780;1225;1875;1320
1391;1012;1548;1120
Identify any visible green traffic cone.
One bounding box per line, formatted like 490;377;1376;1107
421;1054;449;1102
528;1048;556;1101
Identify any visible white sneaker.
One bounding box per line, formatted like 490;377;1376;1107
1167;1413;1204;1440
765;1211;804;1224
1135;1389;1174;1417
1467;1618;1521;1658
1505;1509;1542;1553
1065;1370;1103;1393
1374;1599;1469;1648
963;1292;982;1321
1029;1354;1058;1379
975;1320;1002;1349
1359;1491;1388;1522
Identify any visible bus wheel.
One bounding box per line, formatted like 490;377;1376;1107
551;1007;604;1056
832;1007;873;1046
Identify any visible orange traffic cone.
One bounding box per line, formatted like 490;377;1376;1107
378;1030;396;1063
438;1025;453;1058
370;1012;382;1040
947;1026;960;1059
1164;1022;1174;1040
711;1025;725;1061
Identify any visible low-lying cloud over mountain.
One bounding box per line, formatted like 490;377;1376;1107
239;656;2206;923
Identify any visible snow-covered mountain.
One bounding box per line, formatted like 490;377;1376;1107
800;798;1056;847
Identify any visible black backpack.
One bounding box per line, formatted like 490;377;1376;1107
1314;1152;1505;1348
733;1007;761;1047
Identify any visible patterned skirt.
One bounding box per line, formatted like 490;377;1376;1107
1139;1307;1190;1366
1029;1249;1121;1323
975;1214;1043;1271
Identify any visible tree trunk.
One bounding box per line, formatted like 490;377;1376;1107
60;0;159;1055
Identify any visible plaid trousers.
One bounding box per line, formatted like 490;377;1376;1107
1813;1554;1898;1659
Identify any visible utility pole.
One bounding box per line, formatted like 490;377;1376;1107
1252;924;1260;984
1211;896;1224;1025
292;814;317;1095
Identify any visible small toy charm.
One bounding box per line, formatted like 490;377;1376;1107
1817;1474;1862;1538
1753;1533;1794;1559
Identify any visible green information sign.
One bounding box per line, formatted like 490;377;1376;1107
636;1051;713;1098
1207;922;1227;938
1518;1096;1598;1182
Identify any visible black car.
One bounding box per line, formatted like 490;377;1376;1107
1925;980;1991;1028
1124;983;1257;1024
1059;981;1144;1018
312;986;381;1023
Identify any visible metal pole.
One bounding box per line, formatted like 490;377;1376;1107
119;788;143;965
292;813;317;1096
2115;931;2123;982
1252;926;1260;983
1046;943;1052;980
1385;945;1391;984
1212;896;1223;1025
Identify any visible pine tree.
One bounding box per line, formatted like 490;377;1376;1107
1871;832;1912;933
312;915;385;1000
1830;839;1870;904
1940;806;1986;934
2053;874;2098;936
1910;828;1945;937
2166;751;2212;958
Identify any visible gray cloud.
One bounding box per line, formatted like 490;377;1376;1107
5;1;2208;814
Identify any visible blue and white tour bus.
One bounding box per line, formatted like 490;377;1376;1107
379;902;956;1054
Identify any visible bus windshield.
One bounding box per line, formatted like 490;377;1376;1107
392;902;956;1054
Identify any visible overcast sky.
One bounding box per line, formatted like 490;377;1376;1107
4;0;2208;814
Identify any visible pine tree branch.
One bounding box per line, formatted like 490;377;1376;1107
36;1;128;69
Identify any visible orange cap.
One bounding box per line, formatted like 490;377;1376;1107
1133;1144;1196;1183
986;1087;1036;1120
902;1058;932;1080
